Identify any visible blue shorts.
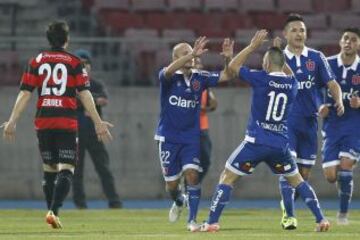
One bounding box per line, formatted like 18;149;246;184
288;117;318;167
322;134;360;168
158;141;201;182
225;141;298;176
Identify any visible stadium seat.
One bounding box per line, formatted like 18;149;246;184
222;13;254;31
239;0;275;12
235;29;258;42
252;13;287;30
162;29;195;41
204;0;239;11
313;0;350;12
168;0;202;11
197;28;233;38
124;28;159;38
98;12;144;32
303;14;328;30
94;0;129;11
330;14;360;30
352;0;360;12
278;0;313;13
310;30;340;44
131;0;166;11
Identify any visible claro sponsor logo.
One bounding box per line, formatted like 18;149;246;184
327;88;359;100
298;75;315;90
169;95;198;108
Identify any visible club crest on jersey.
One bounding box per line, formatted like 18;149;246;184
306;60;315;71
352;75;360;85
192;79;201;92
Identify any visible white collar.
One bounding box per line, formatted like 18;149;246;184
175;69;199;74
337;54;359;71
284;45;309;59
269;71;287;76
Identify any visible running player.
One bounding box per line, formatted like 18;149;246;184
200;30;330;233
319;27;360;225
155;37;233;231
277;13;344;230
1;21;113;228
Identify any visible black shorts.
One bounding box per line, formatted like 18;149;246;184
37;130;78;165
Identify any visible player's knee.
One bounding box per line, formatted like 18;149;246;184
339;157;354;171
325;174;337;183
299;168;311;180
184;169;199;185
219;169;239;186
165;180;179;192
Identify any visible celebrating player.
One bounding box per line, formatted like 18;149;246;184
200;30;329;233
1;21;113;228
276;13;344;230
319;27;360;225
154;36;233;232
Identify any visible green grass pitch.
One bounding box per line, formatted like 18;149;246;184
0;209;359;239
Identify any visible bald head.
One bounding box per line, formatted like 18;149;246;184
172;43;192;60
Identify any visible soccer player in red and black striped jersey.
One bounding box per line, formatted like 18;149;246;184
1;21;113;229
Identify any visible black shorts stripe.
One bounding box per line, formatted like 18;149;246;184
20;84;35;92
36;108;77;119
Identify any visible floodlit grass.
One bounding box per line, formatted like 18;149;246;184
0;209;359;239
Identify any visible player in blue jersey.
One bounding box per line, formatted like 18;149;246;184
155;36;234;232
276;14;344;230
200;30;330;233
318;28;360;225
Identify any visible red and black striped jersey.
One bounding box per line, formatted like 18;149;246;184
20;49;90;131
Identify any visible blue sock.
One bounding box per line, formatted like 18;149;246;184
279;176;295;217
187;184;201;223
296;181;324;223
337;170;353;214
208;184;232;224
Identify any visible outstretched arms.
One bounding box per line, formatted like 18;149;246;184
228;30;268;78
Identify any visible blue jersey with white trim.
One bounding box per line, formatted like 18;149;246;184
155;68;220;144
284;46;335;117
239;66;298;149
323;54;360;137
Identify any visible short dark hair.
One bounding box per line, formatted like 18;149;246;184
343;27;360;38
267;47;285;68
46;21;69;48
284;13;304;28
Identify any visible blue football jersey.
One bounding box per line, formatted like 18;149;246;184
323;54;360;137
155;69;220;144
239;67;298;149
284;46;335;117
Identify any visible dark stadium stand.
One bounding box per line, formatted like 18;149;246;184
0;0;358;85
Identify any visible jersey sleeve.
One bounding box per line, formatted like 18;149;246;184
204;71;220;87
19;58;38;92
318;52;336;85
74;62;90;92
238;66;263;86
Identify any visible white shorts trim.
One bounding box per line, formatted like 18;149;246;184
290;150;297;158
225;163;248;176
282;168;299;177
296;158;316;166
244;135;255;143
339;151;359;161
322;160;340;169
164;172;182;182
182;163;201;172
154;134;165;142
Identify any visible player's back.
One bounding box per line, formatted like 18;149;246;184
239;67;298;149
20;50;89;131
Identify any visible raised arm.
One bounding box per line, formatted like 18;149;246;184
163;36;209;79
1;90;32;142
218;38;235;82
228;30;268;78
78;90;113;142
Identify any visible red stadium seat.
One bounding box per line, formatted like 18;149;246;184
239;0;275;12
313;0;350;12
330;14;360;30
352;0;360;12
197;28;233;38
303;14;328;30
94;0;129;11
252;13;287;30
204;0;239;11
222;13;254;31
131;0;166;11
162;29;195;41
144;13;187;29
98;11;144;32
278;0;313;13
168;0;202;11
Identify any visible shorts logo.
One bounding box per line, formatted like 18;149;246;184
192;79;201;92
306;60;315;71
352;75;360;85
